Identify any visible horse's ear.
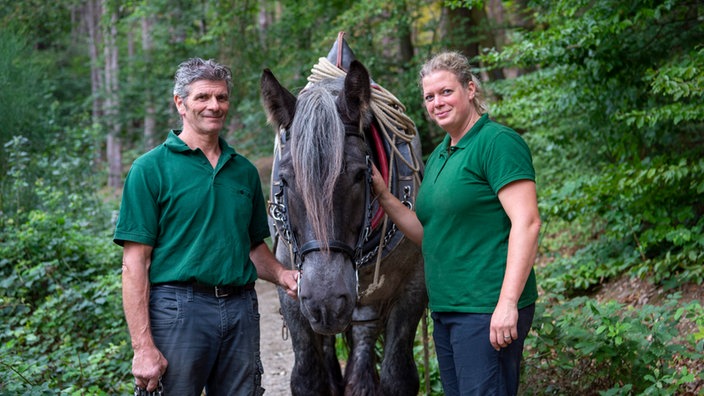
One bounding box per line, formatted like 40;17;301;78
261;69;297;130
340;60;372;123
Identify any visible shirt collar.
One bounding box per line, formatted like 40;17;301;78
439;114;490;156
165;130;237;159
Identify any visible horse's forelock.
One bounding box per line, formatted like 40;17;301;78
289;81;346;246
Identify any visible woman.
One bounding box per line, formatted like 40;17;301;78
372;51;540;395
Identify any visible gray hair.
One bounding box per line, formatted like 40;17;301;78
419;51;488;114
173;58;232;98
290;78;346;246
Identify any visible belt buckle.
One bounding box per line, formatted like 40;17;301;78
214;285;230;298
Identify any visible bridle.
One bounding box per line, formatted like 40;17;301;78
268;127;375;273
269;32;420;298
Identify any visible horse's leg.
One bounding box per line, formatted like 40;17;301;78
343;306;382;396
322;333;344;394
378;273;427;396
278;289;344;396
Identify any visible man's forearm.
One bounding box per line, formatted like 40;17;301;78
121;243;155;350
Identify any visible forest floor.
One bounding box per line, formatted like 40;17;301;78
255;275;704;396
594;275;704;395
256;279;295;396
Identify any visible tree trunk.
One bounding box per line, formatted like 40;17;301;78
447;4;505;82
503;0;535;77
141;15;158;149
487;0;535;78
398;2;414;66
85;0;102;126
103;1;122;189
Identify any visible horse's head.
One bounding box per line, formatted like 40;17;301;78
261;61;373;335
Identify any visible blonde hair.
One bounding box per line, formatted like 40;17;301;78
419;51;487;114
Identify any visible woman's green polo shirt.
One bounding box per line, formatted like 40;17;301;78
113;131;269;287
416;114;538;313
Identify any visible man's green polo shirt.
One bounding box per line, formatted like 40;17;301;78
416;114;538;313
114;130;269;287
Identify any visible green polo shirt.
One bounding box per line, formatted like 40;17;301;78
416;114;538;313
113;130;269;286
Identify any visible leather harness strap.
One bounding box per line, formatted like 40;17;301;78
336;31;345;69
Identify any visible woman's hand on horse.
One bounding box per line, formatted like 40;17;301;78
371;164;388;197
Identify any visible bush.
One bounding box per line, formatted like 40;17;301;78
0;127;131;393
523;293;704;395
0;208;131;393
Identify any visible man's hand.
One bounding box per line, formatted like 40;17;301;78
250;242;298;299
278;269;299;299
132;345;168;391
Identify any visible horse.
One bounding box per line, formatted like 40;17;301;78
260;53;427;395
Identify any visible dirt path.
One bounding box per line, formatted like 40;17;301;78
256;279;294;395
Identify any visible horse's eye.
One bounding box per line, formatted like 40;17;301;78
354;169;367;183
279;172;294;186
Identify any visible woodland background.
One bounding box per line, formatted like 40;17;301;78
1;0;703;394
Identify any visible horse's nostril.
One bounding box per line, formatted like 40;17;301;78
309;307;321;324
300;292;352;326
333;295;349;318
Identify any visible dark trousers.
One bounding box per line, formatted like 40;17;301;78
149;283;264;396
431;304;535;396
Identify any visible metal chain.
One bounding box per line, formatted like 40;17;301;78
134;379;163;396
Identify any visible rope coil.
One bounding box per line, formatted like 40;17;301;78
307;57;422;185
307;56;423;299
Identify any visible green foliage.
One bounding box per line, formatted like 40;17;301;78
444;0;485;10
480;0;704;393
0;30;53;158
1;125;104;222
620;47;704;127
0;127;130;393
523;294;704;394
413;318;443;395
539;157;704;294
1;0;703;393
486;0;704;291
0;215;130;393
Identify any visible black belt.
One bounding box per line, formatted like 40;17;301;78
158;282;255;298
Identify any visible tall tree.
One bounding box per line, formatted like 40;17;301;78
141;14;158;149
85;0;104;126
444;1;505;81
102;0;122;188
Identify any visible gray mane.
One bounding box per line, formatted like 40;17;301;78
290;78;346;248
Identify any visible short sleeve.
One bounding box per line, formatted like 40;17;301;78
113;162;159;246
485;130;535;194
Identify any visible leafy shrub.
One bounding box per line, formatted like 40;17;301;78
539;157;704;294
0;204;130;393
0;126;131;393
523;293;703;395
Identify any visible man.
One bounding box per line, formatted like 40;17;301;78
114;57;298;395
